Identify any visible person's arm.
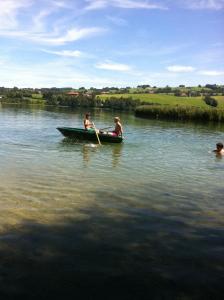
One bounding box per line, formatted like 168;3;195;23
119;123;123;136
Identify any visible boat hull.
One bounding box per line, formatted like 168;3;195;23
57;127;123;143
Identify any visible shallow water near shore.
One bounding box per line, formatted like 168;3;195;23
0;104;224;299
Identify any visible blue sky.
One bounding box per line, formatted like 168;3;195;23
0;0;223;88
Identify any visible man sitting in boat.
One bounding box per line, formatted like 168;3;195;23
84;113;100;133
108;117;123;136
84;113;94;130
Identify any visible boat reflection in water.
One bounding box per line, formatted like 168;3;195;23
82;143;98;166
82;143;123;168
59;138;123;168
111;144;123;168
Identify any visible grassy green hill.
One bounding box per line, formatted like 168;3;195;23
99;94;224;109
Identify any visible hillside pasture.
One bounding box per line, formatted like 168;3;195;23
99;94;224;109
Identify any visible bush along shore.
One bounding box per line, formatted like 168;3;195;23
135;105;224;122
44;94;142;110
1;94;141;110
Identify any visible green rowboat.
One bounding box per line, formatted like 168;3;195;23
57;127;123;143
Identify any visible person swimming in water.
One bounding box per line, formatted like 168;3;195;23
213;142;224;155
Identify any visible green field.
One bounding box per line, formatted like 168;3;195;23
32;93;43;99
99;94;224;109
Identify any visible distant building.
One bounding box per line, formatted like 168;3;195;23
67;91;80;96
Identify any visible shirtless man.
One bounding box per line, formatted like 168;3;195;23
213;142;224;155
113;117;123;136
83;113;93;130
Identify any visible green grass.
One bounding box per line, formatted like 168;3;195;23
215;96;224;108
99;93;224;109
135;105;224;122
23;97;45;104
32;93;43;99
2;97;45;104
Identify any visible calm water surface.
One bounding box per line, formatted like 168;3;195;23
0;104;223;298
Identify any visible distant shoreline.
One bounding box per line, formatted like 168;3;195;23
1;92;224;123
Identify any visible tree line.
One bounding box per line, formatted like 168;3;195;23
43;93;140;110
0;84;224;98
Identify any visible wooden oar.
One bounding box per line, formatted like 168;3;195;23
100;126;113;131
92;122;101;145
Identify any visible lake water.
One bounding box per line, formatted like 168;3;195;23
0;104;224;299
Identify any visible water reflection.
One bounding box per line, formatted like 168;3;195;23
215;153;224;160
82;144;98;166
58;138;123;167
112;144;123;168
59;137;86;149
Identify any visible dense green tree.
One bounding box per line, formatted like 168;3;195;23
203;95;218;107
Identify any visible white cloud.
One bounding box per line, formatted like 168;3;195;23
167;65;196;73
0;27;106;46
95;61;132;71
1;57;224;88
32;2;77;33
36;27;105;45
32;10;54;31
85;0;167;10
0;0;32;29
0;0;107;46
42;49;83;57
107;16;128;26
184;0;224;10
198;70;224;76
85;0;107;10
51;1;71;8
0;59;115;88
85;0;224;10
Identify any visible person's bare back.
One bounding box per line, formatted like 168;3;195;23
114;117;123;136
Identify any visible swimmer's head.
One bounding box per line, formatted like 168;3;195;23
216;142;223;150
